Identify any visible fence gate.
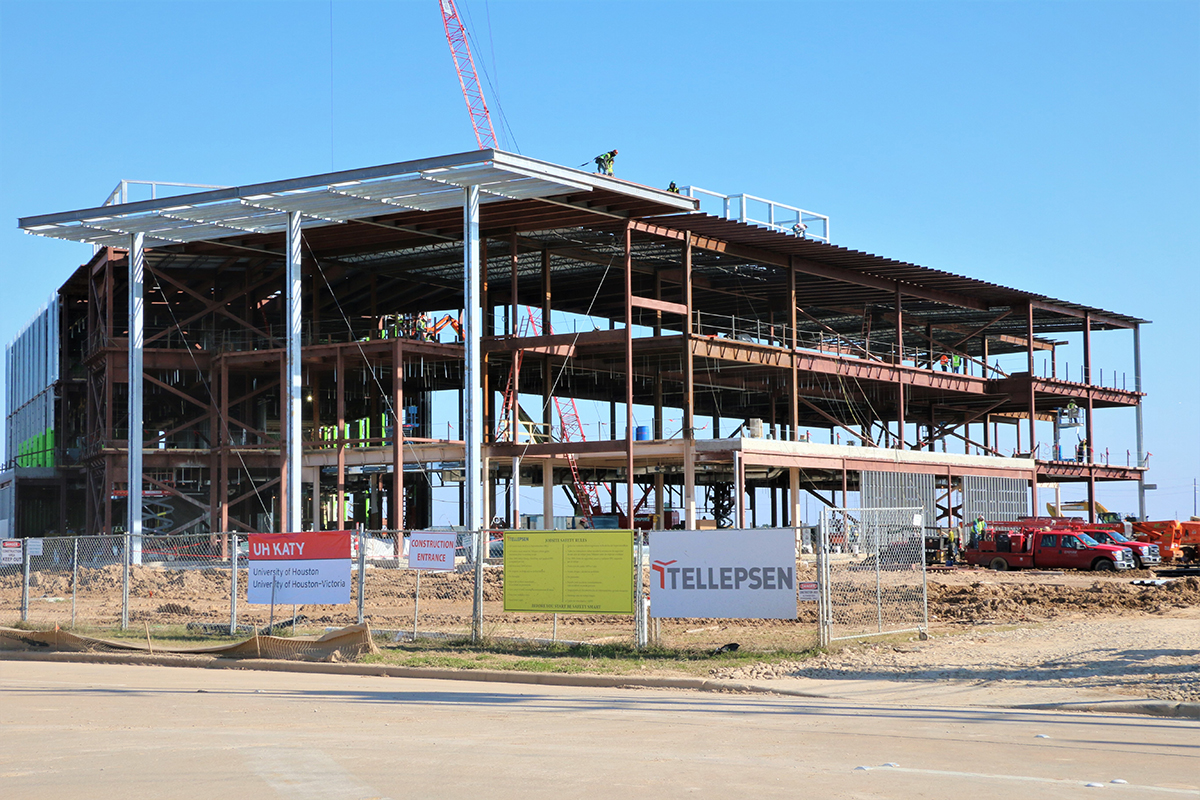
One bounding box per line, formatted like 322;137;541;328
817;507;928;646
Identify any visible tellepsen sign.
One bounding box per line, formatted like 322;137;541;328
650;529;798;620
247;531;351;605
408;532;457;571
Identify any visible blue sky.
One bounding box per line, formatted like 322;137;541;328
1;0;1197;520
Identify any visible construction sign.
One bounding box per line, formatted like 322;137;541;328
407;531;457;571
1;539;21;566
650;529;798;619
503;530;634;614
247;531;351;605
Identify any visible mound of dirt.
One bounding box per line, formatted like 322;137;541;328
930;576;1200;623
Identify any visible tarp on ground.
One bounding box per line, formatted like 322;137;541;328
0;623;378;661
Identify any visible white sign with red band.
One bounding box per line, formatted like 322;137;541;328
408;532;457;571
650;529;798;620
0;539;22;565
247;531;351;605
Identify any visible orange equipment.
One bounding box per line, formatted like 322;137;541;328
1128;520;1200;563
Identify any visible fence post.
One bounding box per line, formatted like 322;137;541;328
21;539;30;623
229;532;238;635
71;536;78;628
121;533;130;630
816;511;830;648
356;529;366;625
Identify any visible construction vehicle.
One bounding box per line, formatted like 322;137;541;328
1045;500;1200;563
1074;526;1161;569
965;521;1135;572
1126;520;1200;563
1046;500;1130;526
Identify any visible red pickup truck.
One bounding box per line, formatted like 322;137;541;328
1077;527;1161;569
966;525;1135;572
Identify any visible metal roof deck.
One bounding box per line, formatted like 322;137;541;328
18;149;696;250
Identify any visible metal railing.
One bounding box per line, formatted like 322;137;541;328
682;186;831;243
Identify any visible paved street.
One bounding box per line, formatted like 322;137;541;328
1;660;1196;798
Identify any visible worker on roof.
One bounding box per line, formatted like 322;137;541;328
594;149;617;176
792;221;808;237
667;181;680;194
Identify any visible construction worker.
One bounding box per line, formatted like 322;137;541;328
1076;438;1089;463
946;527;959;565
939;354;949;372
594;149;617;176
950;354;962;373
969;514;986;549
792;221;808;237
667;181;680;194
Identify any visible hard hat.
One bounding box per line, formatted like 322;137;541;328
612;149;618;155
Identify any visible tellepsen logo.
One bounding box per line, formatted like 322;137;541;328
652;560;794;591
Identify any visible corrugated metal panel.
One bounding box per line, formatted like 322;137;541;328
962;475;1028;522
5;295;59;467
861;471;937;533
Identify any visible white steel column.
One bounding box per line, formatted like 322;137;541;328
127;233;144;543
1134;324;1146;520
284;211;303;531
464;185;485;640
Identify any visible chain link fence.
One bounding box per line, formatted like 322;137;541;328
817;507;928;645
2;528;825;655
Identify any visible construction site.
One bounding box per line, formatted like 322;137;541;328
0;145;1149;540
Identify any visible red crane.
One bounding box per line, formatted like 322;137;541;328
438;0;497;150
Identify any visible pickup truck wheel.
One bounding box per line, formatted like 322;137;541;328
1093;558;1115;572
989;557;1008;571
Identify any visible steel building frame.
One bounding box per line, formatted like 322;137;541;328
8;149;1148;537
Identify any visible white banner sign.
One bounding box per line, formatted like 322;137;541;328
247;531;351;605
650;529;798;619
407;531;457;571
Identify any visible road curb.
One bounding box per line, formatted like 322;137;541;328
0;650;827;697
3;651;1196;718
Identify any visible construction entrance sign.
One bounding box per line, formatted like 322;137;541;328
503;530;635;614
247;532;351;605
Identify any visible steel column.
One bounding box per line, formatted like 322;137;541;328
624;224;635;533
1134;325;1146;519
127;233;144;543
895;282;905;448
1084;314;1095;523
284;212;303;531
464;185;485;641
392;337;404;530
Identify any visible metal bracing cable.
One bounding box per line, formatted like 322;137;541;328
304;238;440;493
149;279;273;524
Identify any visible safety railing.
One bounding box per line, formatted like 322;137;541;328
681;186;831;243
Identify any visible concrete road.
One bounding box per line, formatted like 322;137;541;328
0;661;1196;799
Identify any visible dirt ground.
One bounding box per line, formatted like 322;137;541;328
3;562;1198;703
714;569;1200;703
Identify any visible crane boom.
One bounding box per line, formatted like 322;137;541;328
438;0;497;150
